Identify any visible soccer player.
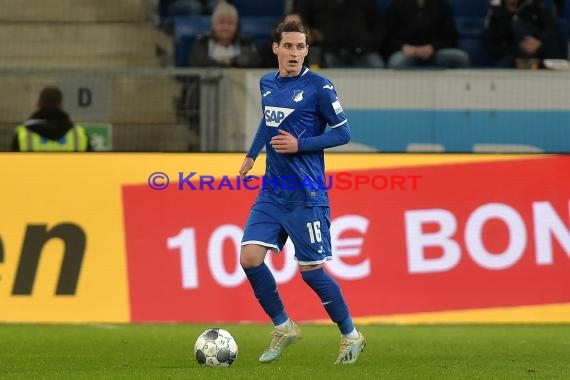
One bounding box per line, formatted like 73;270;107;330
239;20;366;365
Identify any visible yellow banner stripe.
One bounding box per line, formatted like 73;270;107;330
345;303;570;324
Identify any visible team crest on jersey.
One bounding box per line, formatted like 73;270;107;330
292;90;304;102
264;106;295;127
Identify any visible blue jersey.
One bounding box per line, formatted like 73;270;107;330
248;67;350;206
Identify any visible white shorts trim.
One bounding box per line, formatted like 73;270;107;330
295;256;333;266
241;240;280;253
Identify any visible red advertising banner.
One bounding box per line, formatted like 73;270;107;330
123;156;570;322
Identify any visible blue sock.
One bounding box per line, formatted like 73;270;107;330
301;268;354;335
243;263;288;325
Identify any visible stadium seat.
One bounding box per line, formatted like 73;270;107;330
459;37;496;67
455;17;496;67
447;0;488;18
240;16;280;50
455;17;485;39
232;0;286;16
174;15;211;66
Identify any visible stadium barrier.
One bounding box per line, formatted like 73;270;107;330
1;68;570;153
1;153;569;323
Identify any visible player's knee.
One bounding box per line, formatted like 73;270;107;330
239;254;255;269
240;245;265;269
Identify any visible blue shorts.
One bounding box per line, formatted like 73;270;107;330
241;201;332;265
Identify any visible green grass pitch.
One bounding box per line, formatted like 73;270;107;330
1;323;569;379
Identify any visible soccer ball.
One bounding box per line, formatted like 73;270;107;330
194;328;238;367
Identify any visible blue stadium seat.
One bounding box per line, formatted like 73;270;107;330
240;16;280;50
232;0;286;16
447;0;488;18
174;15;211;66
455;17;485;38
455;17;496;67
459;38;496;67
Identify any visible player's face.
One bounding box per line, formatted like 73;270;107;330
273;32;308;77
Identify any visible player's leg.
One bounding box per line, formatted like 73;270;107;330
241;201;302;363
299;264;366;364
287;206;366;364
240;244;286;323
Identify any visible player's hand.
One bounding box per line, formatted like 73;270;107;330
239;157;255;180
270;130;299;154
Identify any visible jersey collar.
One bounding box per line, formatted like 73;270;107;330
275;66;310;82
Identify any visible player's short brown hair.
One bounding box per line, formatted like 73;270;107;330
273;21;308;45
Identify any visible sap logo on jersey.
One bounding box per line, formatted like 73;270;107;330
264;106;295;127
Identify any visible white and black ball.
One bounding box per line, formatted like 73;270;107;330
194;328;238;367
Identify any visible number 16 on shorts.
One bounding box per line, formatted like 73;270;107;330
307;221;322;243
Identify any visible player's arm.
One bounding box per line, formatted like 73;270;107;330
270;118;350;154
240;117;268;179
297;123;350;152
298;80;351;152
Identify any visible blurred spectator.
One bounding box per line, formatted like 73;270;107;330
259;12;315;68
484;0;566;68
11;86;91;152
189;2;261;67
385;0;470;69
296;0;385;68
